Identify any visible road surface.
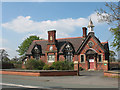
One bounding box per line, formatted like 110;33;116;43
1;71;119;89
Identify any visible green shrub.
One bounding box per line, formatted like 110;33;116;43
43;64;50;70
14;64;22;69
25;59;45;70
9;61;23;69
79;67;84;71
49;65;54;70
37;60;45;70
51;61;74;70
69;62;74;70
1;61;14;69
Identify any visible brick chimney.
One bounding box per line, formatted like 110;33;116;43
48;30;56;44
82;27;87;38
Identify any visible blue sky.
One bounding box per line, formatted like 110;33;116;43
1;2;117;58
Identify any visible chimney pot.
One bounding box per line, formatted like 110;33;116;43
82;27;87;38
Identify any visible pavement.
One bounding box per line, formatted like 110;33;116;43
1;71;119;89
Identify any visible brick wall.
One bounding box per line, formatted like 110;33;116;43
0;70;77;76
104;71;120;78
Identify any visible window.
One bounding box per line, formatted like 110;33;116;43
98;55;102;62
32;46;41;60
48;55;55;62
65;54;73;62
35;54;40;60
88;41;94;48
64;44;73;62
81;55;84;62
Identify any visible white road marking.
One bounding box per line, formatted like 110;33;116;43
0;83;50;89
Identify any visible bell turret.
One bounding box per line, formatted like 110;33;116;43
88;18;94;33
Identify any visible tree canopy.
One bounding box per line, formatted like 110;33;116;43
96;2;120;51
0;49;10;62
17;35;41;56
109;50;117;62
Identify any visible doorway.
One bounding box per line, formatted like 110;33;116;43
89;56;94;69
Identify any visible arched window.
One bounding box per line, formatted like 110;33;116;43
32;45;41;60
64;44;73;62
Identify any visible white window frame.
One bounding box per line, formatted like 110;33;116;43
80;54;85;63
47;55;55;63
98;54;103;63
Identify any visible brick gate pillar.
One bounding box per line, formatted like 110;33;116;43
103;60;108;71
94;53;97;70
85;55;88;70
74;61;79;76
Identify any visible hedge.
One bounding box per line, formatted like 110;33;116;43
25;59;45;70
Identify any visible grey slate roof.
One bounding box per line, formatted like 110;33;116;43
26;37;84;55
26;36;109;55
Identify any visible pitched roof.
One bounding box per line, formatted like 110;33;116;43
26;37;84;55
26;35;109;55
56;37;84;53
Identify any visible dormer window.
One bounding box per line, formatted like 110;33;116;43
66;44;71;50
32;45;41;60
63;43;73;62
34;46;38;49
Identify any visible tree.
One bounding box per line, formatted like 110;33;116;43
96;2;120;51
109;50;117;62
17;35;41;56
0;49;10;62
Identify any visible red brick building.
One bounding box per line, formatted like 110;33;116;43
25;19;109;71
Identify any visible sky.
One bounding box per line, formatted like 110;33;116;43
1;1;119;59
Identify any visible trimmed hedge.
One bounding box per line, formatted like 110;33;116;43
25;59;74;70
43;64;50;70
43;61;74;70
51;61;74;70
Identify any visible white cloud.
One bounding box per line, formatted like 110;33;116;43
2;12;104;39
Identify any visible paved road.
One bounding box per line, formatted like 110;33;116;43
1;71;119;89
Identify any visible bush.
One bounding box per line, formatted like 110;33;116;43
37;60;45;70
51;61;74;70
25;59;45;70
9;61;23;69
43;64;50;70
79;67;84;71
0;61;14;69
69;62;74;70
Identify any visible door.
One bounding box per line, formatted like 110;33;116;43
89;56;94;69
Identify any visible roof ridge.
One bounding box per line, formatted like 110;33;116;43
101;41;108;44
56;36;83;40
33;36;83;42
33;39;47;42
